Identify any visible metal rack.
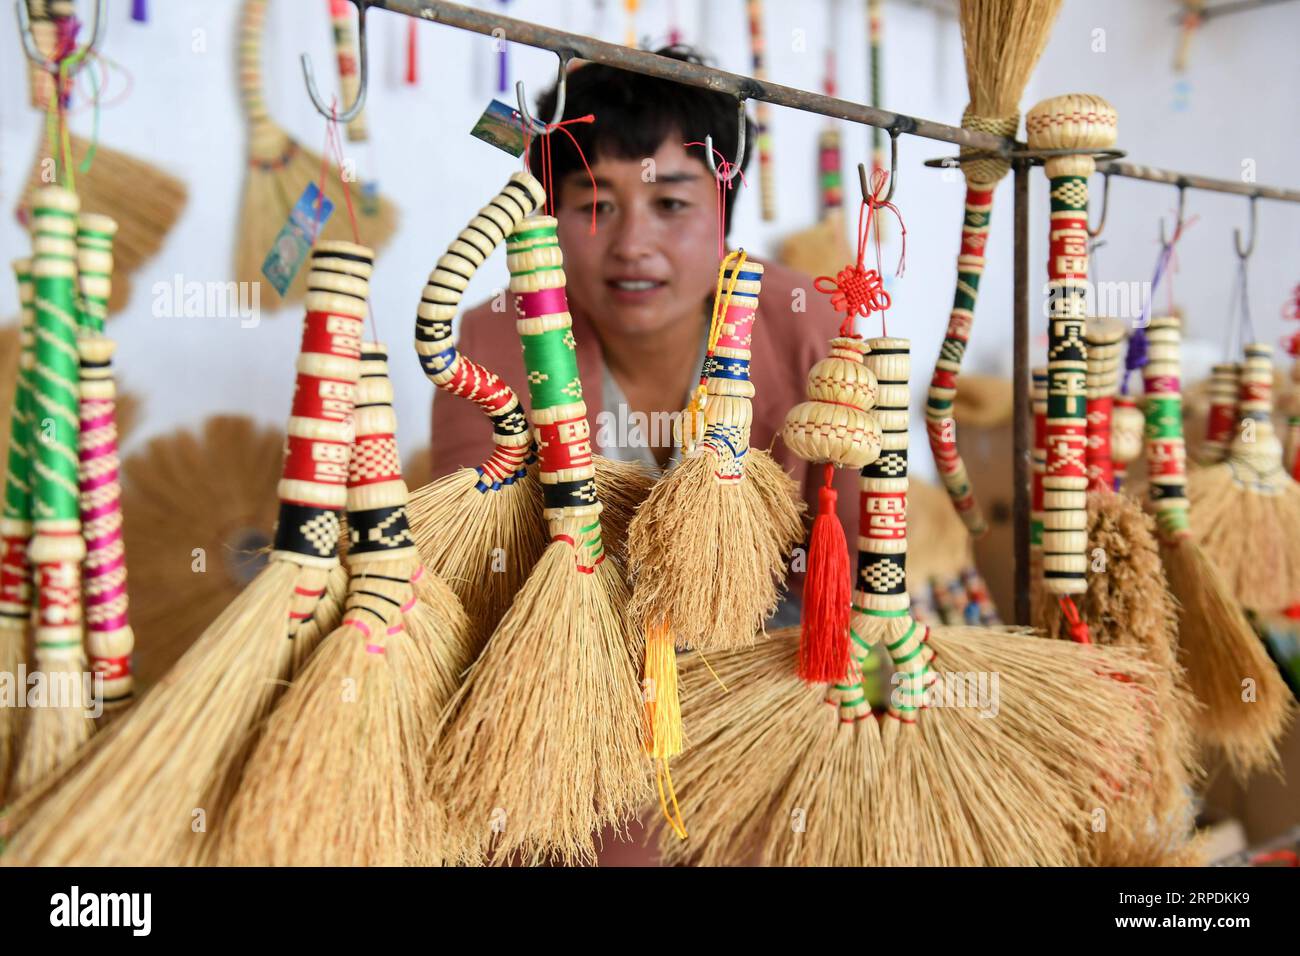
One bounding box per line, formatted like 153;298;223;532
324;0;1300;624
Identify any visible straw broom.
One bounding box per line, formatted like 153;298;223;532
215;343;472;866
1155;329;1294;775
924;0;1063;536
0;241;372;865
0;262;37;800
660;337;1160;866
409;170;652;651
234;0;396;304
1032;318;1199;864
429;215;646;867
10;187;96;798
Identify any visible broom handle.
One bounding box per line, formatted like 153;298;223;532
692;259;763;475
1084;323;1125;492
272;240;370;568
29;187;86;668
0;261;36;633
1030;366;1047;575
507;216;606;571
76;214;114;334
855;337;931;721
238;0;271;127
415;172;546;490
1143;315;1191;544
327;0;369;143
1235;344;1279;449
1201;362;1239;464
746;0;776;221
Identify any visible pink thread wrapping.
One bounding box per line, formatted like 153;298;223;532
79;394;131;666
713;305;755;352
515;287;570;320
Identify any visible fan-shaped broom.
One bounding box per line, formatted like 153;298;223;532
0;240;371;865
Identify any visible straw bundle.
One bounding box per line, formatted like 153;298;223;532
215;344;471;866
429;216;646;866
234;0;396;304
0;241;371;864
925;0;1063;535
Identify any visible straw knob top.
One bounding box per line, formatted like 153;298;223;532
1026;93;1117;177
31;185;80;216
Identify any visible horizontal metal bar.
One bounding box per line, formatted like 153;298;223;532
367;0;1014;152
1096;161;1300;203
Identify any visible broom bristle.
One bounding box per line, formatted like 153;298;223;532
960;0;1064;116
1162;538;1296;777
628;450;804;652
235;123;398;306
7;655;96;800
429;542;646;866
20;134;187;315
0;560;343;865
1189;464;1300;612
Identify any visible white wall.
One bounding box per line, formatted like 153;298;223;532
1;0;1297;483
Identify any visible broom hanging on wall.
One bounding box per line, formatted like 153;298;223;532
0;241;371;865
924;0;1062;536
429;215;646;867
216;343;472;866
745;0;776;221
10;187;95;799
73;214;134;715
0;262;38;800
408;170;652;651
234;0;396;303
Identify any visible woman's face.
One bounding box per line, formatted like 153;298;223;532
554;137;722;340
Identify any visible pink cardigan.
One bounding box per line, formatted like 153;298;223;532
429;255;861;540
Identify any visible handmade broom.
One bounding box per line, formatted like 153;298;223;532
234;0;396;303
0;262;37;799
215;343;472;867
73;214;134;715
429;215;646;867
746;0;777;221
660;337;1160;866
0;240;371;865
9;187;96;798
925;0;1063;535
408;170;652;651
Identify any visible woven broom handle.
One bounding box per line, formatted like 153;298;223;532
695;260;763;476
1030;366;1047;566
818;128;842;216
29;186;85;662
75;213;115;334
1143;316;1190;543
746;0;775;221
271;239;370;567
414;171;546;490
507;215;606;571
925;181;996;536
238;0;271;125
1201;362;1239;465
0;261;36;631
1234;343;1279;450
1026;93;1117;597
1084;321;1125;492
327;0;368;142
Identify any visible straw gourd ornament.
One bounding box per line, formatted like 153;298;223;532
0;262;37;799
408;171;652;652
1188;344;1300;612
924;0;1063;535
1165;335;1296;773
234;0;395;304
10;187;95;798
0;241;371;865
660;338;1161;866
73;214;134;714
428;215;646;866
215;344;472;867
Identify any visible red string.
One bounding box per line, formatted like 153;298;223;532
314;98;360;243
1058;595;1091;644
814;167;905;337
682;140;749;261
521;113;599;234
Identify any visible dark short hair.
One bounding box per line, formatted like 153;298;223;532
526;45;755;235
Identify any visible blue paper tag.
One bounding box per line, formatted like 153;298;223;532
470;99;527;157
261;182;335;296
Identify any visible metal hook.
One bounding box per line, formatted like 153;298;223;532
704;98;748;184
1234;195;1257;261
1087;171;1111;238
858;128;900;203
15;0;106;79
516;50;573;136
1158;182;1187;247
301;0;369;124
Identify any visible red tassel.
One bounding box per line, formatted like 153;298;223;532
799;463;851;682
1058;595;1091;644
406;21;418;86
